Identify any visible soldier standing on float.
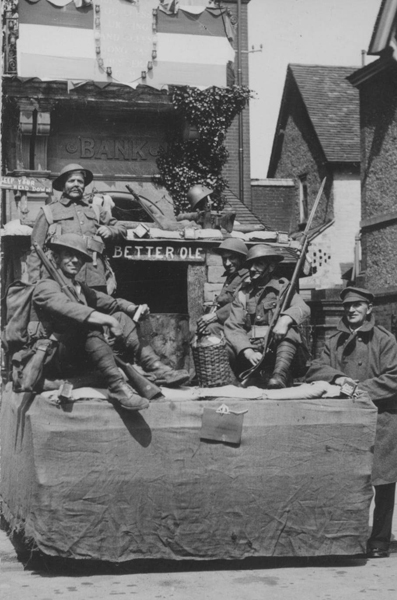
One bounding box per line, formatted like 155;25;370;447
26;163;126;293
224;245;310;388
197;238;249;337
305;287;397;559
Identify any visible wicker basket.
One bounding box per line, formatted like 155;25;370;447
192;336;233;387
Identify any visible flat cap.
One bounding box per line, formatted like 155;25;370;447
340;286;374;304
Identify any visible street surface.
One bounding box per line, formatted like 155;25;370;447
1;499;396;600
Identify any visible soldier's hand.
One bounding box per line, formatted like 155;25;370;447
109;320;123;339
97;225;112;239
243;348;262;366
197;313;217;334
273;315;293;342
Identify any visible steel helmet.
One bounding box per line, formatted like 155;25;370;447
187;184;213;209
245;244;284;264
48;233;93;262
215;238;248;258
52;163;94;191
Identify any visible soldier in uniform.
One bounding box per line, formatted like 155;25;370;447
224;245;310;388
26;163;126;292
197;238;249;337
305;287;397;558
30;234;190;411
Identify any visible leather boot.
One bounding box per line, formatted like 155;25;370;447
138;345;190;387
85;333;149;411
267;340;297;389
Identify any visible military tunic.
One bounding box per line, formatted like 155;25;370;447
31;277;138;373
305;315;397;486
213;268;250;325
27;195;126;288
224;276;310;356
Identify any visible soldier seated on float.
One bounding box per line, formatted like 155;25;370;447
197;238;249;337
224;244;310;389
30;234;190;411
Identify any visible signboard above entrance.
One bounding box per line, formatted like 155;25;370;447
112;242;205;263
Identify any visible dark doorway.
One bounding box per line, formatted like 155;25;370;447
112;260;188;314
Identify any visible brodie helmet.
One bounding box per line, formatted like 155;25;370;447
187;185;213;209
48;233;93;262
52;163;94;192
215;238;248;258
245;244;284;264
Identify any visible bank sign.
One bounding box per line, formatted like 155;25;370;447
112;244;205;263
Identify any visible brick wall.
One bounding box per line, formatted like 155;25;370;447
251;179;295;231
359;65;397;291
223;0;251;209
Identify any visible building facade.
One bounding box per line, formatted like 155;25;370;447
267;64;361;292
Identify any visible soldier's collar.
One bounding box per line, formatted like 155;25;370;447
254;277;283;290
60;194;89;207
338;314;375;334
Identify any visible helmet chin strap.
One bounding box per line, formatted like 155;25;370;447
251;263;276;283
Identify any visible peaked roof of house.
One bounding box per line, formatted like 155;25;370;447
268;64;360;175
223;188;265;228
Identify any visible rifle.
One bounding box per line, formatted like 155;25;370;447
239;177;326;386
33;243;163;400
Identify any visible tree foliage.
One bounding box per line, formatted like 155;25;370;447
157;85;252;214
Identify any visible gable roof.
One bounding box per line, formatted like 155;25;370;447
268;64;360;174
222;188;265;228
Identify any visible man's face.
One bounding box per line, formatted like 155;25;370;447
53;248;85;279
63;171;85;200
344;301;372;329
221;251;244;275
249;258;276;281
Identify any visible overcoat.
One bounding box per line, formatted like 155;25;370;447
305;315;397;485
27;195;126;288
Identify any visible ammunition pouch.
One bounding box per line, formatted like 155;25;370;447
12;339;56;393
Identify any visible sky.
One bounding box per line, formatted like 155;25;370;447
248;0;382;179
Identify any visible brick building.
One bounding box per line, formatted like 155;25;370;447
267;64;361;292
251;179;295;232
348;0;397;333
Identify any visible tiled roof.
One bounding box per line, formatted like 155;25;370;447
289;64;360;163
222;188;265;228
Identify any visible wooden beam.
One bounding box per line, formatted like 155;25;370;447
360;211;397;230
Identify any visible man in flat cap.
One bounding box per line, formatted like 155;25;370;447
27;163;126;292
306;286;397;558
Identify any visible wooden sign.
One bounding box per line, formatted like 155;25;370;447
112;244;205;262
0;176;51;193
